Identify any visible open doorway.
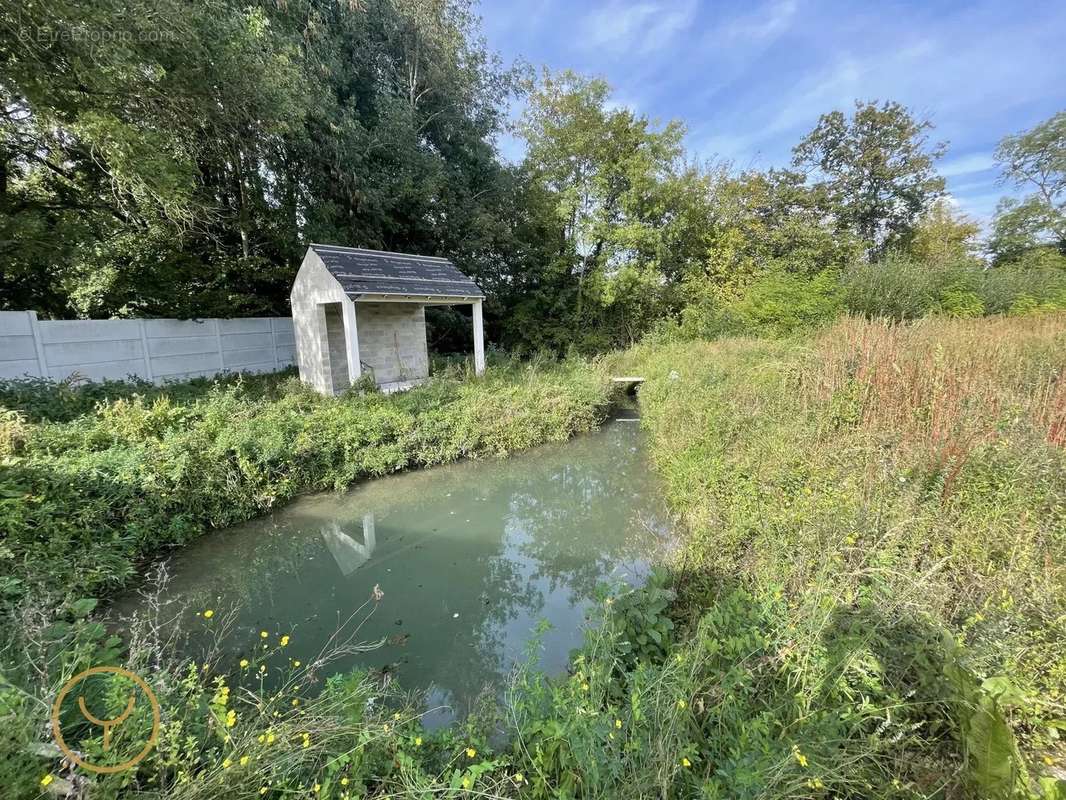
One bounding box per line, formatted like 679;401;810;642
322;302;350;393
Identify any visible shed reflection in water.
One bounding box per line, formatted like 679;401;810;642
116;413;671;727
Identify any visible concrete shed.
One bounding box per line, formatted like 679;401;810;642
291;244;485;395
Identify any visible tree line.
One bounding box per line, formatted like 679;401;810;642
1;0;1064;352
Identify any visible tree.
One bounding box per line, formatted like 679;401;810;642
517;70;712;349
989;110;1066;264
908;198;981;265
792;100;946;255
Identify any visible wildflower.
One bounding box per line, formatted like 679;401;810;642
259;665;267;674
240;755;250;766
302;733;311;748
223;758;232;769
257;734;265;744
615;718;622;729
581;682;589;692
393;712;400;720
41;775;54;787
266;732;276;744
793;748;808;768
414;737;422;746
259;788;268;796
681;757;692;768
280;635;290;647
293;660;301;668
807;778;824;790
240;659;249;669
204;609;215;619
461;777;471;789
340;777;349;786
313;783;321;793
466;747;477;758
226;709;237;728
514;773;525;783
1044;755;1056;766
260;630;269;639
292;698;300;707
676;699;686;710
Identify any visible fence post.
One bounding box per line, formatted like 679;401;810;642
213;319;225;373
27;310;48;379
138;320;154;382
270;318;280;370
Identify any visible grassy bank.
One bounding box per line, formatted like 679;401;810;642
4;317;1065;799
0;357;611;605
613;312;1066;797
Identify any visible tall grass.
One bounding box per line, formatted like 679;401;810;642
612;313;1066;796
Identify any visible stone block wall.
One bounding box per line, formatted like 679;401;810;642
354;303;428;384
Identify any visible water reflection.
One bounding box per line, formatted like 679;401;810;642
321;514;377;576
113;414;671;726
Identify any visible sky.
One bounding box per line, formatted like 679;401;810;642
478;0;1066;224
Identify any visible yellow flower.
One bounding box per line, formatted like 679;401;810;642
279;635;290;647
514;773;525;783
226;709;237;728
260;630;269;639
292;698;300;707
293;660;301;668
1044;755;1056;765
302;734;311;748
313;783;321;793
240;659;249;669
414;737;422;746
393;712;400;720
203;609;215;619
40;775;54;787
223;758;232;769
466;747;477;758
681;757;692;768
257;734;265;743
794;748;808;768
461;777;471;789
240;755;250;767
340;777;349;786
259;665;267;674
259;788;268;796
266;732;276;744
615;718;622;729
676;699;686;710
580;682;589;692
807;778;824;790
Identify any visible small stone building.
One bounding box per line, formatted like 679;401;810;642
291;244;485;395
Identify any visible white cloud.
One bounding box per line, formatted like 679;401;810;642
582;0;697;55
939;152;996;177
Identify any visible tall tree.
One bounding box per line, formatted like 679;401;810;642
792;100;946;255
907;198;981;265
518;70;711;349
989;110;1066;264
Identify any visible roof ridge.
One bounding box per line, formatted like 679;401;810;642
310;243;451;263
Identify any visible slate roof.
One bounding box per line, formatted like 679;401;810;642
311;244;484;299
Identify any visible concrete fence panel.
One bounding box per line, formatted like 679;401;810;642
0;311;296;384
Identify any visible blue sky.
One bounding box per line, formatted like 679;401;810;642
479;0;1066;224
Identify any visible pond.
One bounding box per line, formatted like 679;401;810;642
114;407;671;727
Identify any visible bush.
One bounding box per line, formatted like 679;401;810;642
843;254;1066;321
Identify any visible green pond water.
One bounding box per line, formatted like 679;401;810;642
115;410;671;726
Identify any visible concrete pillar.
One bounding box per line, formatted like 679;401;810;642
472;299;485;376
342;299;362;381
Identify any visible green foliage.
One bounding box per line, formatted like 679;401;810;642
793;100;947;252
0;361;609;605
843;254;1066;320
